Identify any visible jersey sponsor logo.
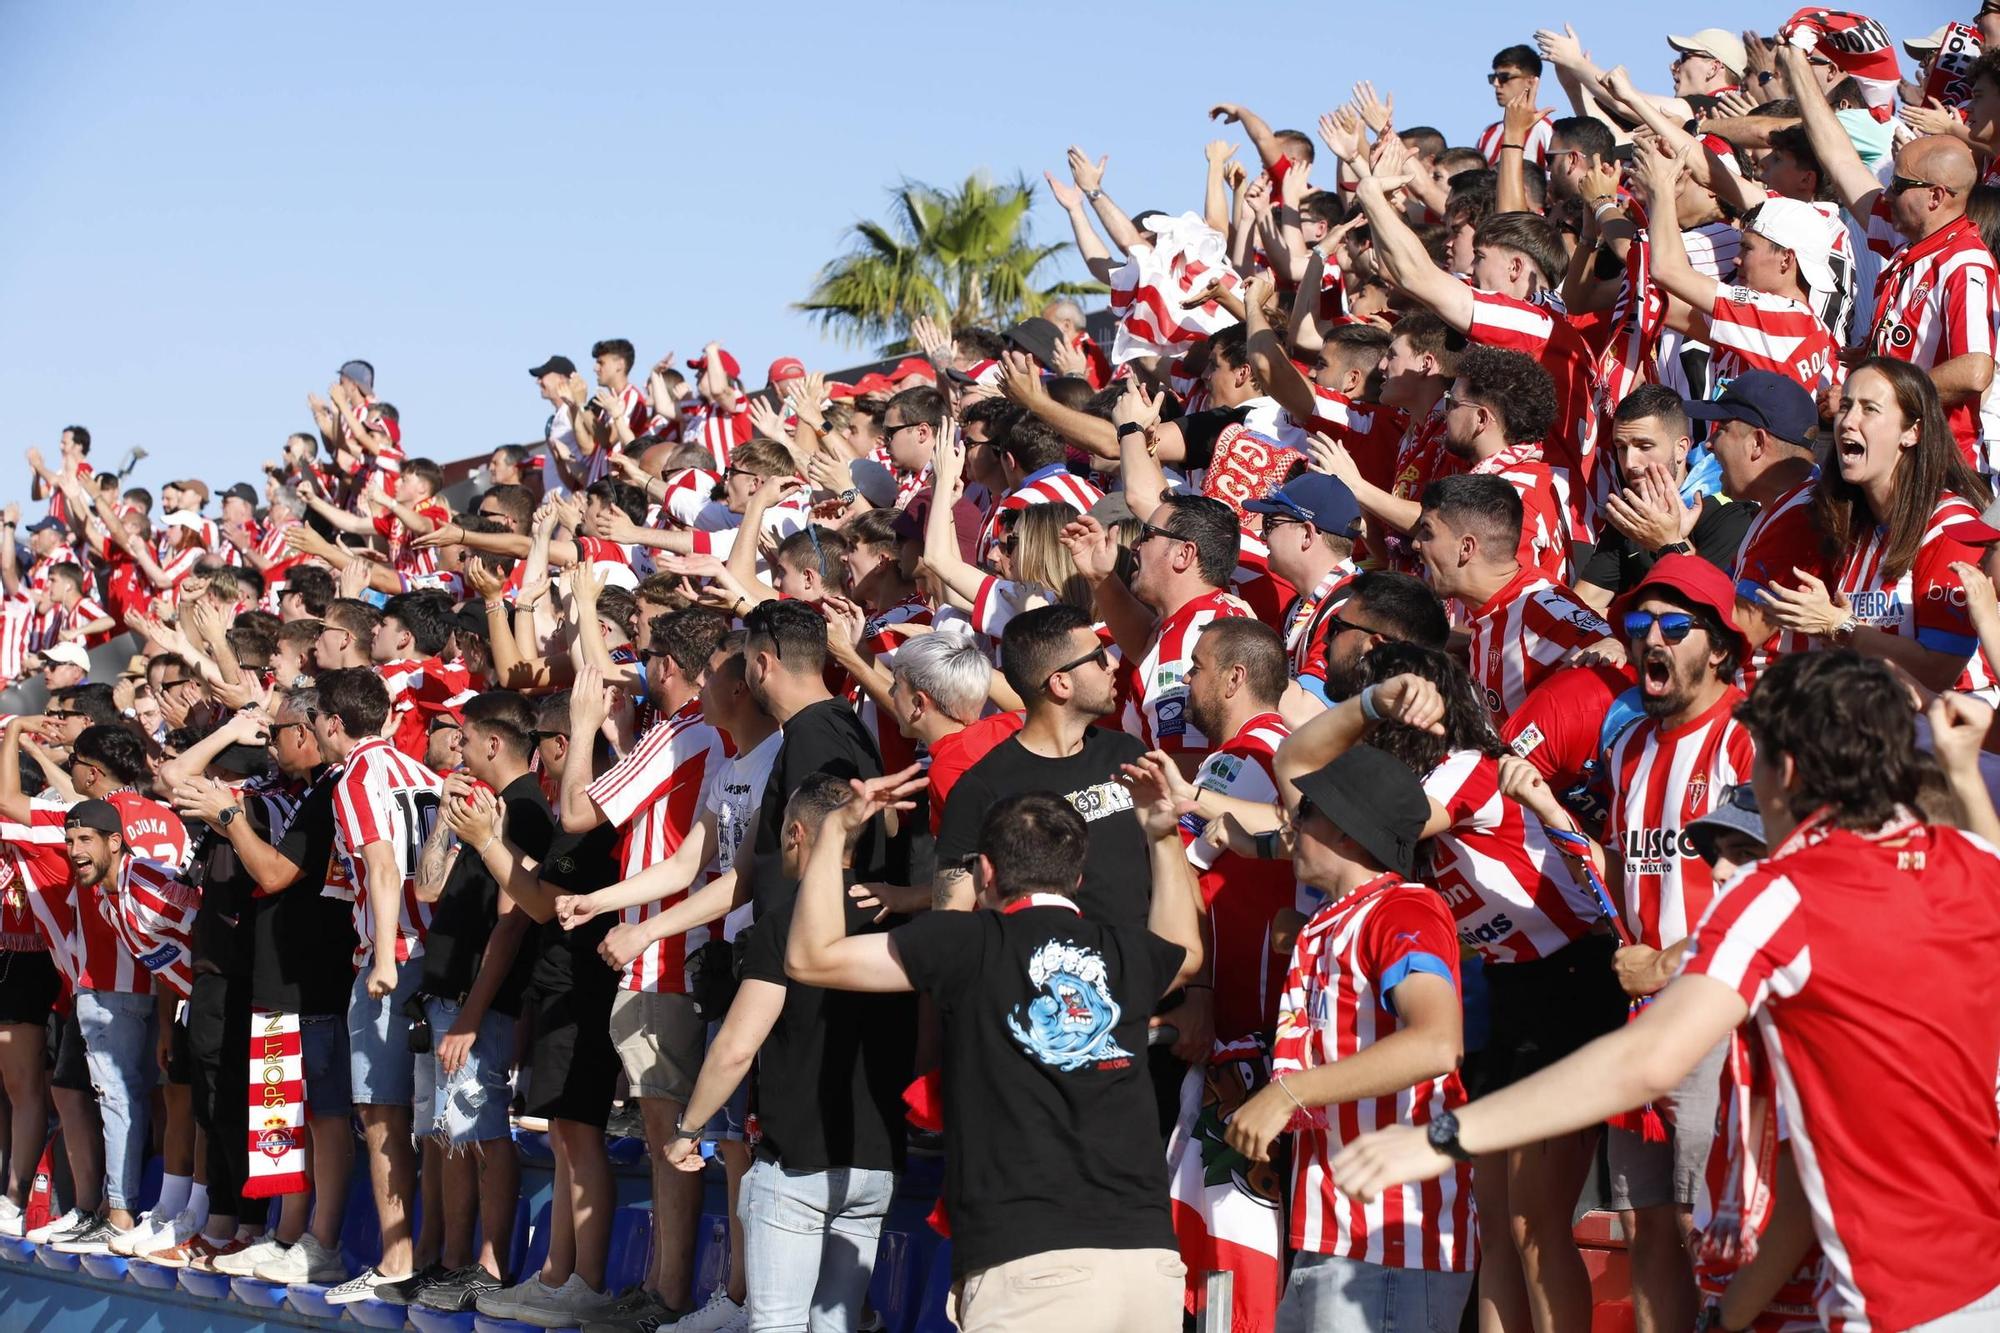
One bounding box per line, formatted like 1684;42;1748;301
135;940;184;973
1623;825;1700;874
1066;781;1135;823
1196;754;1244;791
1850;589;1904;623
1457;912;1516;951
1510;723;1546;758
1155;691;1188;738
1928;583;1968;606
1007;938;1136;1072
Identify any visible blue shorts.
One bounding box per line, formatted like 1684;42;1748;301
413;996;515;1146
299;1012;352;1119
347;965;425;1109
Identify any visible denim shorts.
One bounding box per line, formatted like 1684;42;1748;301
413;996;515;1146
347;964;425;1109
299;1013;353;1118
700;1019;750;1142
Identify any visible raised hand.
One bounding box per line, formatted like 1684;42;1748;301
1059;513;1121;582
1367;673;1448;734
1351;81;1395;135
1043;169;1084;211
1534;23;1586;70
826;765;928;839
1066;145;1107;193
1119;750;1201;840
1317;108;1365;164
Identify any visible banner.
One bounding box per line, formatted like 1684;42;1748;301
244;1009;309;1199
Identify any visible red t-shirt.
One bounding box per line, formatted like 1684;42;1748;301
926;711;1026;834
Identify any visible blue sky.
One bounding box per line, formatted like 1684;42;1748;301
0;0;1944;490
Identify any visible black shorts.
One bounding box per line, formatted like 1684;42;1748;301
1465;931;1628;1099
48;1009;90;1092
0;950;61;1026
523;984;618;1130
165;1005;192;1087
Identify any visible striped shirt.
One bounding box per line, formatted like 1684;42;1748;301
1469;441;1568;581
1467;290;1599;534
1475;113;1553;166
1731;474;1826;690
1834;493;1996;698
586;699;726;993
1119;588;1254;753
1283;562;1359;686
1182;712;1293;1041
1463;566;1614;722
331;736;444;966
1605;687;1754;951
1707;287;1841;393
1422;750;1605;964
98;855;200;999
1274;874;1474;1269
685;395;753;469
1868;210;2000;457
854;597;934;776
21;792;190;994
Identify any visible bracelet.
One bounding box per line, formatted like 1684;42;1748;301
478;836;497;856
1592;201;1621;221
1499;143;1525;153
1249;829;1283;860
1183;983;1213;992
1359;683;1383;722
1275;1077;1307;1112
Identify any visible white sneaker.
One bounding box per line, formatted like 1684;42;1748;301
125;1206;202;1257
0;1196;23;1238
677;1288;747;1333
254;1232;346;1285
211;1233;291;1277
323;1264;412;1305
514;1272;616;1328
24;1207;82;1245
108;1210;166;1256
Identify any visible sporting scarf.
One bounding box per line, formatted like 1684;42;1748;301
1778;9;1901;117
243;1009;309;1198
1166;1034;1283;1333
1921;24;1984;111
1108;213;1243;365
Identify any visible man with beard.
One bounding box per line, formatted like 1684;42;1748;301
1531;554;1752;1333
1244;474;1362;703
1433;346;1567;580
1318;571;1452;703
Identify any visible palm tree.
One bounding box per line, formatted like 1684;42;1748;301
797;173;1105;351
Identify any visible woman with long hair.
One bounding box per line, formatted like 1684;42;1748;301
1759;356;1996;693
921;429;1092;642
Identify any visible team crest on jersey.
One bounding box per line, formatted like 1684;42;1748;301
1685;773;1708;809
1007;939;1135;1072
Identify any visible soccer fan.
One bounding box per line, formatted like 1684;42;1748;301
1410;474;1617;721
1476;45;1556;165
1757;359;1993;695
312;667;445;1304
789;764;1203;1333
1064;494;1252;767
1334;651;2000;1333
1244;473;1362;703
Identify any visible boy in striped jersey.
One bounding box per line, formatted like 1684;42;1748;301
1223;746;1473;1332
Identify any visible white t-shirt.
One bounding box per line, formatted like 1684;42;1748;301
705;730;783;942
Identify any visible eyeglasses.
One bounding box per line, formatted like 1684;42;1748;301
1138;520;1190;547
998;536;1019;555
476;507;507;520
306;707;323;725
156;677;198;692
45;710;81;721
1672;50;1714;65
1041;644;1110;693
1261;514;1309;534
881;421;917;438
1487;70;1525;85
724;466;760;482
1623;610;1698;643
1888;175;1956;197
270;720;309;740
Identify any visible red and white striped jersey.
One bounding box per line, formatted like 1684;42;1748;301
22;791;189;994
42;460;93;528
0;602;35;684
1118;588;1253;752
1868;210;1999;458
1681;813;2000;1333
23;544;83;600
1422;749;1604;963
2;814;80;980
1469;441;1568;582
1731;474;1829;690
968;575;1048;650
1467;290;1599;534
585;699;726;993
1834;493;1996;697
217;517;260;569
1274;874;1474;1269
49;594;114;649
1475;113;1554;166
854;596;934;776
1706;287;1841;393
98;855;200;999
1605;687;1753;950
977;465;1105;559
256;515;296;566
685;395;753;469
1380;407;1459;575
1463;566;1614;722
373;499;451;579
1181;712;1294;1041
1282;562;1359;685
382;656;477;761
656;467;724;529
331;736;444;967
683;492;813;563
1230;531;1297;626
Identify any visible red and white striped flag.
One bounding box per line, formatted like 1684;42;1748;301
244;1009;309;1199
1108;213;1242;365
1778;9;1901;116
1167;1035;1284;1333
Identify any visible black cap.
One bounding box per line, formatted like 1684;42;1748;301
211;743;271;777
222;483;259;507
1004;317;1064;371
529;355;577;379
1290;746;1430;880
63;798;122;835
1682;370;1817;446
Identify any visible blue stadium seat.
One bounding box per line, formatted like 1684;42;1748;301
77;1252;129;1282
688;1210;731;1308
230;1272;293;1311
177;1262;234;1301
602;1205;656;1297
867;1228;917;1333
123;1253;179;1290
911;1239;957;1333
409;1197;534;1333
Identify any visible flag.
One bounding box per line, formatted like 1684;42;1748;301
244;1009;309;1199
1778;9;1901;116
1108;213;1243;365
1166;1035;1285;1333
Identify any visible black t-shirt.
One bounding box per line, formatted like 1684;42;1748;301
934;728;1152;927
751;698;902;917
1176;405;1253;473
739;893;916;1173
529;820;622;1003
891;904;1185;1276
1579;494;1758;598
190;790;280;979
252;769;358;1016
419;774;552;1014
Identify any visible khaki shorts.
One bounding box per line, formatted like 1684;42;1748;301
953;1247;1185;1333
1606;1036;1729;1211
607;989;704;1103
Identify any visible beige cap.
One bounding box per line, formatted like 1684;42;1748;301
1667;28;1750;78
1903;25;1950;59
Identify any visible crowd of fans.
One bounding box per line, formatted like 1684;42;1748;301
4;7;2000;1333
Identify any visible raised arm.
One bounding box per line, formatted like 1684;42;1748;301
1210;101;1287;172
1349;163;1475;332
1067;148;1144;256
1044;170;1116;284
1779;45;1882;216
786;770;925;992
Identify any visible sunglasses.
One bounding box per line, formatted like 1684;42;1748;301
1623;610;1698;643
998;536;1019;555
1138;520;1190;546
1487;71;1525;85
270;720;309;740
1718;782;1758;813
1888;175;1955;197
1041;644;1110;693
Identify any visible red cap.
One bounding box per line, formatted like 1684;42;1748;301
1944;502;2000;545
825;381;858;401
1615;552;1746;646
890;357;936;384
767;356;806;385
891;487;984;566
852;372;896;398
688;347;742;379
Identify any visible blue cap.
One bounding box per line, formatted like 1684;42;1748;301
25;516;65;535
1243;472;1361;536
1682;371;1817;445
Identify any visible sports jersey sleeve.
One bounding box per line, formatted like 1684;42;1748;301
1356;891;1460;1014
1912;528;1985;658
333;762;387;850
1467;289;1554;356
1707;288;1838;388
971;576;1041;641
1940;256;1999;361
24;798;71;847
1502;666;1614;786
587;726;707;828
1529;588;1614;654
1679;866;1809;1012
1185;747;1280;869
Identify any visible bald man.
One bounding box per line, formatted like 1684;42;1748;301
1781;45;1997;455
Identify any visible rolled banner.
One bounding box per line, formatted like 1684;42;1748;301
244;1009;309;1199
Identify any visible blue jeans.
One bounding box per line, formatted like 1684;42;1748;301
299;1013;353;1118
75;989;159;1210
1275;1252;1474;1333
412;997;514;1146
347;965;424;1108
739;1154;896;1333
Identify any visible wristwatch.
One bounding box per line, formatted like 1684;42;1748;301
218;805;240;828
1116;422;1146;439
671;1117;702;1142
1084;188;1104;203
1425;1110;1472;1161
1653;540;1694;558
1831;614;1860;644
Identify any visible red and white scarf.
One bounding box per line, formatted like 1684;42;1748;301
243;1009;309;1198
